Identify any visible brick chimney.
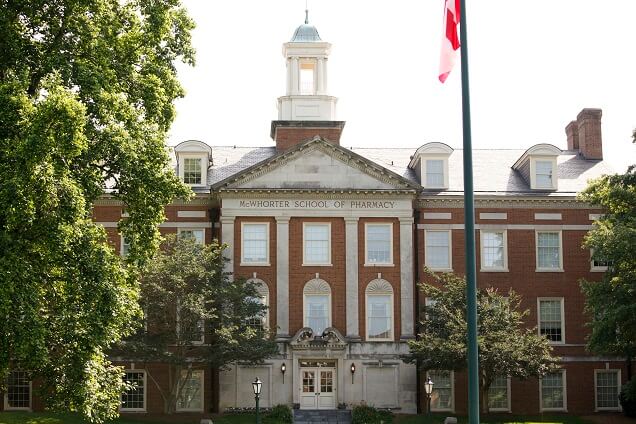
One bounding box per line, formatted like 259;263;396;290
576;108;603;160
565;121;579;150
271;121;346;152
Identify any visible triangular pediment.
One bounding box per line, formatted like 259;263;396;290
213;137;419;191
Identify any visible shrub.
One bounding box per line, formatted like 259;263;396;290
264;404;293;424
352;405;393;424
620;379;636;417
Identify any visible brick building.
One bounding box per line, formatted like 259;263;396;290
3;17;630;417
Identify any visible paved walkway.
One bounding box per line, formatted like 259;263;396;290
582;414;636;424
293;409;352;424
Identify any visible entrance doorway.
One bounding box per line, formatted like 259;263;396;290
299;361;336;409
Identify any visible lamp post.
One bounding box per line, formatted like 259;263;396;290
424;377;434;416
252;377;262;424
281;363;286;384
350;363;356;384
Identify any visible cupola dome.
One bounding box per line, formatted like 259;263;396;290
290;10;321;42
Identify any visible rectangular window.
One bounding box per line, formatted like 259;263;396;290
591;250;613;272
425;230;451;270
538;298;564;343
246;295;268;331
178;229;204;245
305;294;330;335
183;158;202;185
4;370;31;410
367;294;392;340
242;223;269;265
480;230;507;271
535;160;554;189
121;236;130;257
428;370;453;411
488;375;510;411
365;224;393;265
176;370;204;412
595;370;621;410
121;371;146;411
300;63;315;94
425;159;445;188
540;370;566;411
303;223;331;265
536;231;562;270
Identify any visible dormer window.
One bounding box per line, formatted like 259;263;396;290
173;140;212;187
408;142;454;189
512;144;561;191
183;158;202;185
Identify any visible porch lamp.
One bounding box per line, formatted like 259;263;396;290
350;363;356;384
281;363;286;384
424;377;434;415
252;378;262;424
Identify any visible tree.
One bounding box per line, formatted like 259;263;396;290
579;166;636;379
0;1;194;421
406;271;558;412
116;236;279;413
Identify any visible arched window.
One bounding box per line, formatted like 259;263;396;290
303;278;331;335
246;278;269;330
366;279;394;341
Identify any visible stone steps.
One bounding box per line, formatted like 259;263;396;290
293;409;352;424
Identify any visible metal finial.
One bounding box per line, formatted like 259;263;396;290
305;8;309;24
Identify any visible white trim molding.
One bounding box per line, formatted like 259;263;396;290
539;369;567;412
240;222;270;266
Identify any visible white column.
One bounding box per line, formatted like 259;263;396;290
276;216;291;337
291;57;299;95
316;57;325;94
345;217;360;339
220;216;235;277
322;57;328;93
399;217;415;338
286;58;292;95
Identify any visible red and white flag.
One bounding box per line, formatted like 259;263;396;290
439;0;461;83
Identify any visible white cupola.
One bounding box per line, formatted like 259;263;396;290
277;10;338;121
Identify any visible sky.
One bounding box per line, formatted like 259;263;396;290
169;0;636;173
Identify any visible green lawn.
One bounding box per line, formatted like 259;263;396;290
0;411;599;424
394;413;595;424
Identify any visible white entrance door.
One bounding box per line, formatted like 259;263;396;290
299;368;336;409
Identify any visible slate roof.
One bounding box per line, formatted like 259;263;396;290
185;144;614;197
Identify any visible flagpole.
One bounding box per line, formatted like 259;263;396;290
458;0;480;422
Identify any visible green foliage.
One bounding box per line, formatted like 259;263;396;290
407;270;558;410
579;166;636;360
351;405;393;424
263;404;293;424
0;0;194;421
619;379;636;417
116;236;279;412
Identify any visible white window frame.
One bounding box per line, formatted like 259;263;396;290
590;249;611;272
424;230;452;271
537;297;565;345
421;156;449;189
365;279;394;342
594;369;622;412
488;376;511;412
539;369;567;412
240;222;270;266
120;370;147;412
535;230;563;272
3;371;32;411
246;278;270;331
479;229;508;272
303;279;332;335
178;154;207;187
302;222;332;266
176;369;205;412
530;157;558;190
178;228;205;245
364;223;394;266
427;370;455;412
120;235;130;257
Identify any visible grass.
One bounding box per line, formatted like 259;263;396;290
0;411;600;424
394;413;595;424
